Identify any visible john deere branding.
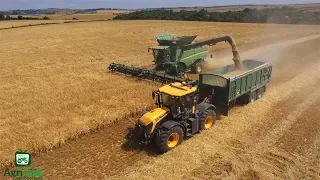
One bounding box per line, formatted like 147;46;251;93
3;150;43;180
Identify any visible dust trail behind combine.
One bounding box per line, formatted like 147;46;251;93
19;34;320;180
204;33;320;70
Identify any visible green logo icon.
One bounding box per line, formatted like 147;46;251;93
15;150;31;167
3;149;43;179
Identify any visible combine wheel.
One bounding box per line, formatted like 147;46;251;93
156;126;184;153
192;61;203;74
199;109;216;130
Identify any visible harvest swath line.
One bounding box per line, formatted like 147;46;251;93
0;19;111;31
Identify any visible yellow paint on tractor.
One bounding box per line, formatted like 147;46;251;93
167;132;179;148
139;107;170;133
159;82;197;97
205;116;214;129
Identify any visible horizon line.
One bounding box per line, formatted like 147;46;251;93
1;2;319;11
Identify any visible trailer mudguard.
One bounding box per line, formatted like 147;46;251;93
196;102;216;114
161;120;185;132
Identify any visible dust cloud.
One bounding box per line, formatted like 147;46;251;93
204;32;320;72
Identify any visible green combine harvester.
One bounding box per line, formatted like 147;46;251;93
108;34;241;83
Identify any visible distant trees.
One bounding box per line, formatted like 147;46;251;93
0;14;40;21
114;7;320;25
43;16;50;20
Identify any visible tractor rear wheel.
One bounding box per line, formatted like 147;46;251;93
199;109;216;130
156;126;184;153
192;61;203;74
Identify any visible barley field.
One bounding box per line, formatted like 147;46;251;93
1;20;320;174
27;14;115;20
0;20;69;29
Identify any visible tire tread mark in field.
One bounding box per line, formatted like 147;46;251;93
31;116;156;180
254;87;320;152
180;39;320;180
181;83;320;180
276;100;320;154
0;20;110;31
270;100;320;179
254;100;320;179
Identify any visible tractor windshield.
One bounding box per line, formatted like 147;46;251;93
152;48;171;63
161;93;194;118
161;93;179;107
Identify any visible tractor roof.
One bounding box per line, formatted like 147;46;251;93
159;82;196;97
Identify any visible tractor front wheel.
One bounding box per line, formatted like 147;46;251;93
156;126;184;153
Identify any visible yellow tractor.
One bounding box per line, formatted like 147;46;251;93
135;81;216;152
135;59;272;153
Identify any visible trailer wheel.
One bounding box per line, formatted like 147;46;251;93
156;126;184;153
249;91;257;103
199;109;216;130
257;86;265;99
192;61;202;74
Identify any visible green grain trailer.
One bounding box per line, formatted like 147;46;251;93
199;60;272;116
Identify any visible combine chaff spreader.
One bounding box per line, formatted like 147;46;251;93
108;34;242;83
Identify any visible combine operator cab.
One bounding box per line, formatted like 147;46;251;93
135;82;217;153
148;46;176;75
149;47;171;64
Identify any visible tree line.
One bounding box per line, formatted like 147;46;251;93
114;6;320;25
0;14;51;20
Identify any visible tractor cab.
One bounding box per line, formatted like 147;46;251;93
152;82;197;119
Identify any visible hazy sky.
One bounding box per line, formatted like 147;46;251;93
1;0;319;10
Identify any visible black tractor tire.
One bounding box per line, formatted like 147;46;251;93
199;108;216;131
192;61;203;74
248;91;257;103
156;126;184;153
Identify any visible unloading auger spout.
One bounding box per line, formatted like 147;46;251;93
182;35;242;69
